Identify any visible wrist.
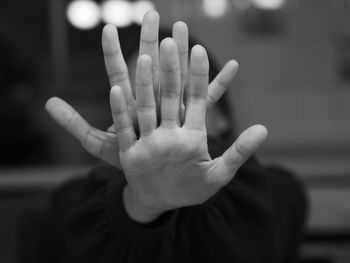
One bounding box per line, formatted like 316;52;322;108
123;185;165;223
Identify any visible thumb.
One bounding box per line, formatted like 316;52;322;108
214;124;268;182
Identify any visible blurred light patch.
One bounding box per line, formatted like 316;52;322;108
251;0;286;10
202;0;229;19
101;0;132;27
66;0;101;30
132;1;155;25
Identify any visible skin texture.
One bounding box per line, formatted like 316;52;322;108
45;10;240;169
45;10;268;223
112;41;267;223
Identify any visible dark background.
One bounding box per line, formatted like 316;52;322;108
1;0;350;262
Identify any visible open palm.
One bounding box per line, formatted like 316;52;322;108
112;39;267;222
45;10;239;169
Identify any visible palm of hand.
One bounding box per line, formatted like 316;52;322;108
111;37;269;222
121;127;218;210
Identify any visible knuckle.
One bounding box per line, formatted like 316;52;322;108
108;70;129;84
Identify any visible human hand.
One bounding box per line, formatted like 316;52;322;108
114;38;267;223
45;10;239;169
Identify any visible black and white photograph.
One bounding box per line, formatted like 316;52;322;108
1;0;350;262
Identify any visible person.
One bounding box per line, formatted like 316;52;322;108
45;10;307;263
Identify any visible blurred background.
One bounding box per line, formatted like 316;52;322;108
1;0;350;262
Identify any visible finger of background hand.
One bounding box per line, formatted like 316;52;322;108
160;38;181;128
219;125;268;178
90;130;121;168
139;10;160;100
136;55;157;136
172;21;188;91
207;60;238;108
102;25;134;102
45;97;92;141
45;97;120;166
110;86;136;151
184;45;209;130
173;22;188;122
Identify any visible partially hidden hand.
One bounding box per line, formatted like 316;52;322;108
113;38;267;223
45;10;240;169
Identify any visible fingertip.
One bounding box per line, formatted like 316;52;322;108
110;85;123;98
190;45;209;70
102;24;119;51
138;54;153;66
110;85;128;112
243;124;268;145
45;97;63;114
110;84;129;109
173;22;189;52
191;44;206;56
160;37;177;50
226;60;239;71
173;21;188;34
141;10;159;42
103;24;114;33
143;9;159;23
44;97;76;129
45;97;55;110
102;24;117;40
160;38;179;62
252;124;268;139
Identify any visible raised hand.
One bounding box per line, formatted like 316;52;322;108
114;39;268;223
45;10;239;169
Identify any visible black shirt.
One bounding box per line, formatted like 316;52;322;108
60;157;306;263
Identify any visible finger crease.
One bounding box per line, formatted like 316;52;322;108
207;93;216;104
233;142;247;161
64;110;77;130
140;38;158;44
162;92;180;99
161;119;179;127
117;126;134;134
141;129;155;137
137;106;156;113
161;66;180;73
135;81;152;88
190;71;208;77
108;71;129;83
215;78;228;91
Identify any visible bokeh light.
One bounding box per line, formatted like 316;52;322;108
202;0;229;19
132;1;155;25
251;0;286;10
66;0;101;30
101;0;132;28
